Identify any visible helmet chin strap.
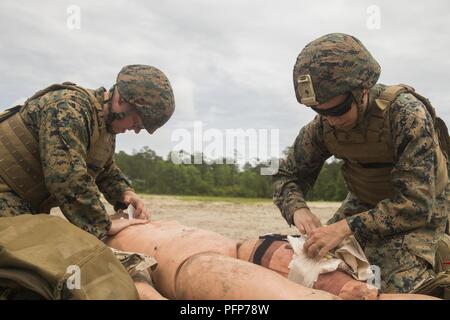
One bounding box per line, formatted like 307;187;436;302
104;85;133;133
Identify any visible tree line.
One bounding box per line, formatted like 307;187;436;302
114;147;347;201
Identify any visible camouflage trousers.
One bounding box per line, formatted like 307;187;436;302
0;191;35;217
363;238;434;293
328;192;441;294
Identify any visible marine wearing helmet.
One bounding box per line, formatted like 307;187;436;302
273;33;449;294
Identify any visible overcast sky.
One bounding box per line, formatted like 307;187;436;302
1;0;449;161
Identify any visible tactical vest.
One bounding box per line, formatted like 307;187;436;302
323;84;449;206
0;83;114;213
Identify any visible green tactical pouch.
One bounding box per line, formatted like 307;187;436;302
0;214;139;300
412;234;450;299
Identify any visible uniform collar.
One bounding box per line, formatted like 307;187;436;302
92;87;108;132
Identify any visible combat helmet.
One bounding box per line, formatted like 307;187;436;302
293;33;381;107
109;64;175;134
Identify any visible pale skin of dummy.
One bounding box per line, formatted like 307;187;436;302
106;219;438;300
105;219;340;300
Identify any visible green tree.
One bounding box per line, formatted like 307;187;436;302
115;148;346;200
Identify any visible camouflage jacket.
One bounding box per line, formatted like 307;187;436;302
273;84;449;263
18;86;133;239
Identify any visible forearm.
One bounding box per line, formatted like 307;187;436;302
56;185;112;240
273;156;325;226
273;119;330;226
273;177;309;226
96;162;134;206
43;158;112;239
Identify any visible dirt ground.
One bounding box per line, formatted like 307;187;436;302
52;195;341;241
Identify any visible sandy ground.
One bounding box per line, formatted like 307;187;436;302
52;194;341;241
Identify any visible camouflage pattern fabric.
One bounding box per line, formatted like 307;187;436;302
0;87;133;240
0;191;34;217
273;84;449;293
328;192;439;293
293;33;381;106
110;247;158;287
365;238;434;293
116;64;175;134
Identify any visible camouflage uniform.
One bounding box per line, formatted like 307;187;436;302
0;65;175;241
273;33;449;293
0;66;174;300
0;86;132;239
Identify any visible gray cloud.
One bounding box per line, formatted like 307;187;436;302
1;0;449;159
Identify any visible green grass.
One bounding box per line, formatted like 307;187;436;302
137;193;342;206
177;195;273;203
138;193;272;204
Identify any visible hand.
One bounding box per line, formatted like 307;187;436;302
122;190;151;220
107;218;149;236
303;220;352;259
293;208;322;235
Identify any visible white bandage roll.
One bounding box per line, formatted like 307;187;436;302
127;204;135;219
